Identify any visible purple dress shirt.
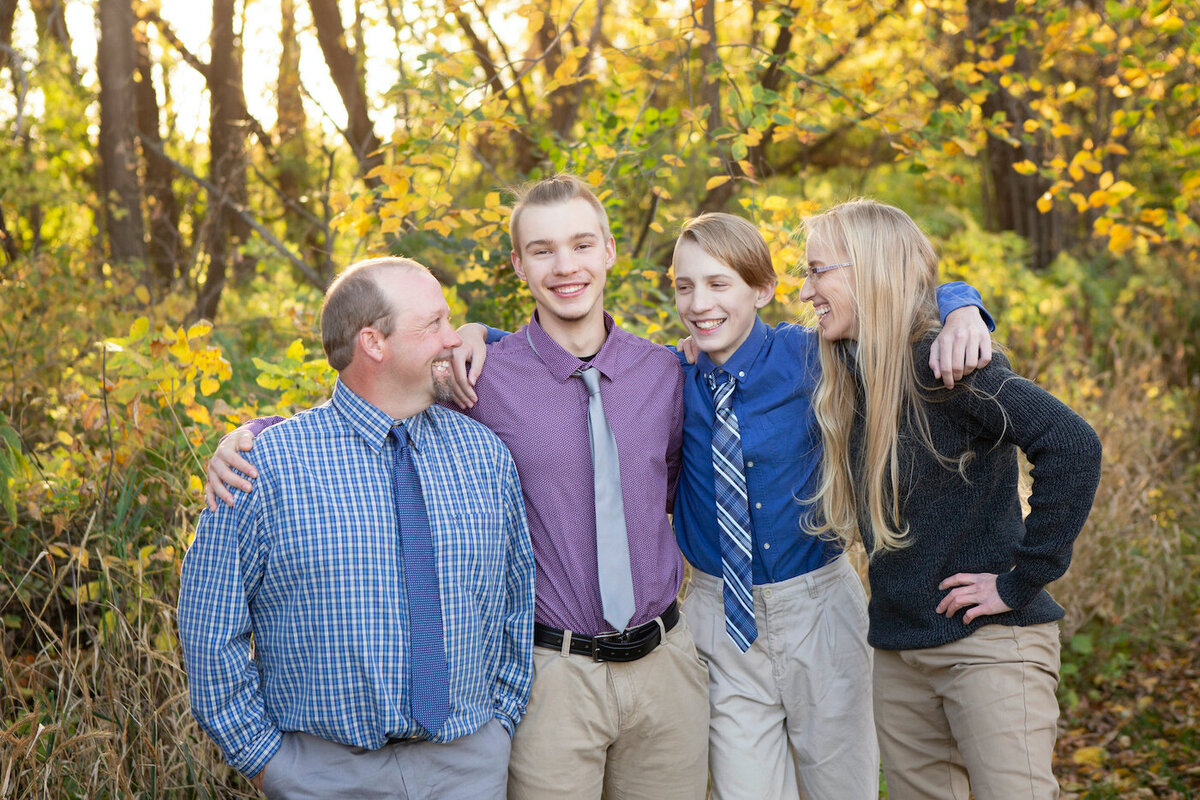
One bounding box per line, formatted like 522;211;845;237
468;312;685;636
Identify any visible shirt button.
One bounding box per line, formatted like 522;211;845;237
763;542;771;550
755;502;762;509
746;461;754;468
763;588;773;598
738;371;745;378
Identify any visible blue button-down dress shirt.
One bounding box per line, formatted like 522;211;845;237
673;282;993;584
178;381;535;778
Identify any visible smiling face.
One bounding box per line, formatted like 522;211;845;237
799;233;859;341
376;268;463;406
673;238;774;366
510;196;616;342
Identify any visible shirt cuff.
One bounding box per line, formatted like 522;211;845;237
995;570;1042;611
243;416;286;438
232;728;284;779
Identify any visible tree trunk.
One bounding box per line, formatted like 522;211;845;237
276;0;331;285
195;0;251;321
96;0;146;264
29;0;72;52
967;0;1065;271
0;0;16;76
307;0;382;183
135;24;182;293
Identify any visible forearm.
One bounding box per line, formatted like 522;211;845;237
956;364;1103;608
493;473;535;732
179;492;280;775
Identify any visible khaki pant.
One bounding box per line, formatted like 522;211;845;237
506;617;710;800
685;556;878;800
873;622;1062;800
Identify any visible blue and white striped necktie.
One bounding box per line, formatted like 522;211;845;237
707;370;757;652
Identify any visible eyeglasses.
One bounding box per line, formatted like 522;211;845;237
797;261;853;279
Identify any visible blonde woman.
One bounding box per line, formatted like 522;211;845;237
798;199;1102;800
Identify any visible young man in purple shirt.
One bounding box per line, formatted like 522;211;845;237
206;175;710;799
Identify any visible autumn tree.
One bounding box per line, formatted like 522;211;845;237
97;0;146;264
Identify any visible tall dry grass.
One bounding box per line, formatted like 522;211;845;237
1;523;249;799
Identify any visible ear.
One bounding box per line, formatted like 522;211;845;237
511;249;526;281
356;326;388;364
604;236;617;272
754;277;777;309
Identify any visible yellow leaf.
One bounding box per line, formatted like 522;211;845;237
1098;171;1114;190
168;337;194;364
1139;208;1167;226
200;377;220;396
130;317;149;340
56;430;74;446
1107;223;1134;253
188;475;204;494
1071;746;1106;767
1012;160;1038;175
763;195;788;212
187;321;213;340
649;221;664;234
285;340;306;362
1050;122;1075;137
1088;190;1114;208
587;169;604;186
705;175;731;191
1069;192;1088;212
73;580;103;604
1036;194;1053;213
188;404;212;427
1108;180;1136;199
134;285;150;304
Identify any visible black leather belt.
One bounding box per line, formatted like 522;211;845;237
533;600;679;663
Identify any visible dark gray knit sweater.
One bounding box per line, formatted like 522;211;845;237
849;337;1102;651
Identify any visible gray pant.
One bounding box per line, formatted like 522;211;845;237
261;719;510;800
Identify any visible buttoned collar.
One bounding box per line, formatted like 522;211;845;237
696;316;769;385
525;310;623;384
331;379;438;454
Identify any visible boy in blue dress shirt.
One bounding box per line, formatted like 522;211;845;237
669;213;992;800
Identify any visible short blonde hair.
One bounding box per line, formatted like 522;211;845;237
321;257;430;371
674;213;776;290
508;173;611;253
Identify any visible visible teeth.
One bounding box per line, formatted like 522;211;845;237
815;305;830;318
694;320;723;330
433;360;450;372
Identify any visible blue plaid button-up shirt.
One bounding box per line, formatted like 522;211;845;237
178;381;535;778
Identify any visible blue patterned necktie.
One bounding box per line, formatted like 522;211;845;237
707;370;757;652
389;423;450;735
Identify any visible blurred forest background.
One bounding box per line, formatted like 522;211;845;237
0;0;1197;796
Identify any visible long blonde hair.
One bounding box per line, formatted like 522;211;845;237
803;199;945;556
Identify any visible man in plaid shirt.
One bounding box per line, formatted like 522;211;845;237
178;258;535;799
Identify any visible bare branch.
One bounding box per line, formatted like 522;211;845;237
137;134;325;287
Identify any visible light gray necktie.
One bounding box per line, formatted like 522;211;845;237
576;366;636;632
